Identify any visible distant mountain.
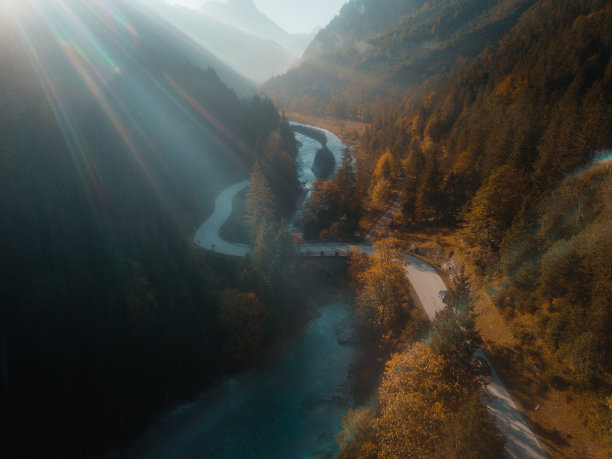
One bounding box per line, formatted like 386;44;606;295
263;0;537;120
137;1;254;94
142;0;297;82
201;0;315;56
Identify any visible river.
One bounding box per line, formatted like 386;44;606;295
112;125;360;458
290;121;346;193
289;122;345;226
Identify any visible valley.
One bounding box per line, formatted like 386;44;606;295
1;1;610;458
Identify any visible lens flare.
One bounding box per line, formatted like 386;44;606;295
3;0;250;227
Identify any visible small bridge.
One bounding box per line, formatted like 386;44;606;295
300;248;351;277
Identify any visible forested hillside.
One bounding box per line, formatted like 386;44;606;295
0;1;299;456
263;0;538;120
284;0;612;455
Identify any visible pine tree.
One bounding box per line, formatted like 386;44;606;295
336;148;358;213
415;155;442;223
401;149;425;223
245;162;276;242
369;151;396;209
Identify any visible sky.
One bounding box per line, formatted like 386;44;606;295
165;0;348;34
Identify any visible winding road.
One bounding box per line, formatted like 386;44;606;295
194;179;548;458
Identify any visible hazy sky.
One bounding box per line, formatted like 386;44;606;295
165;0;348;34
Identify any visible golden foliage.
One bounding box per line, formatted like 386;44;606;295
374;343;471;458
355;238;409;347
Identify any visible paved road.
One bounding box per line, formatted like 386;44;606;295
194;181;549;459
194;180;250;257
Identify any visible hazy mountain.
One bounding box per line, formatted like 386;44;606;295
142;0;297;82
201;0;315;56
137;1;254;94
263;0;537;119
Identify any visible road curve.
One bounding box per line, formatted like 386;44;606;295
194;181;549;459
194;180;250;257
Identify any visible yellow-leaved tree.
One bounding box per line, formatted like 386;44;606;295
374;342;471;458
369;151;396;209
245;161;276;243
356;238;408;347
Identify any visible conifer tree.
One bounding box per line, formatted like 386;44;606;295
336;148;358;212
369;151;395;209
245;161;276;242
415;155;442;223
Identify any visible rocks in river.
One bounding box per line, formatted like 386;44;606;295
312;146;336;179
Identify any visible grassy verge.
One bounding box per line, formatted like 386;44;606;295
286;111;369;147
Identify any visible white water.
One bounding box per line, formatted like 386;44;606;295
290;121;345;226
290;121;345;192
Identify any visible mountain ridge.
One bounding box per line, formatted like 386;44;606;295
142;0;297;82
263;0;537;120
201;0;315;55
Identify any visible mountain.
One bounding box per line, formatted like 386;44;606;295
263;0;537;120
0;0;293;456
137;1;254;94
201;0;315;56
296;0;611;455
141;0;296;82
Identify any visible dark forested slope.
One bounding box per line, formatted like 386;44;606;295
0;0;297;456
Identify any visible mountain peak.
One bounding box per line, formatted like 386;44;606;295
227;0;255;7
201;0;313;56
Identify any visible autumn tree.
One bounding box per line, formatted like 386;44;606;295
302;179;340;239
261;131;300;215
461;164;527;268
374;342;472;458
414;155;443;223
309;179;339;217
356;238;409;347
302;148;362;240
437;394;506;458
336;148;358;212
336;407;377;459
428;304;480;369
400;148;425;223
369;151;396;209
